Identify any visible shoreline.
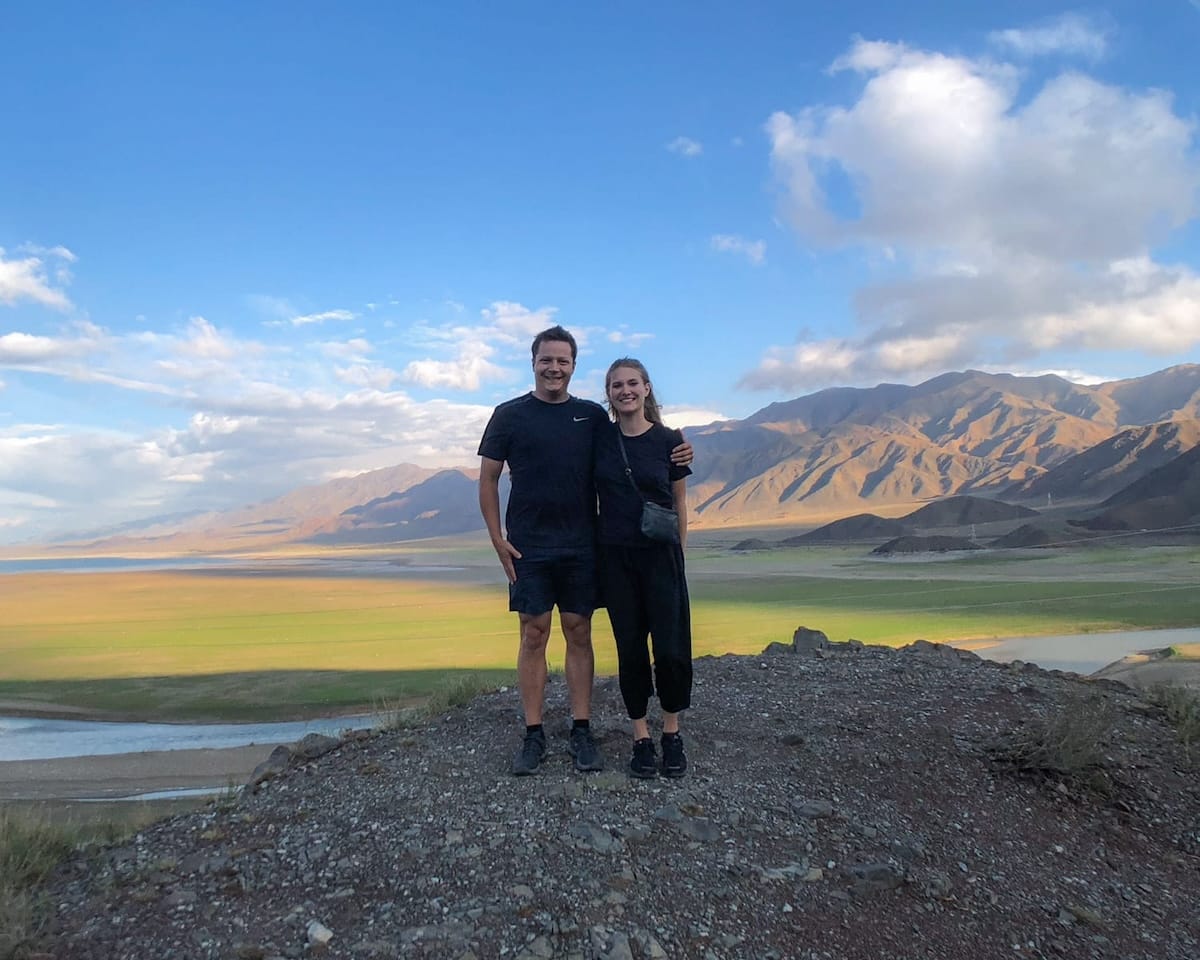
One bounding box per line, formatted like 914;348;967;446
0;744;272;803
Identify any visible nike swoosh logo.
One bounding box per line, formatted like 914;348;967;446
574;417;589;422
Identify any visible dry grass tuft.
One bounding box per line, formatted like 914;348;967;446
374;673;506;731
986;695;1117;796
0;810;86;960
1154;683;1200;754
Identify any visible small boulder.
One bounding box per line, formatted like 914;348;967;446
247;745;291;788
792;626;829;656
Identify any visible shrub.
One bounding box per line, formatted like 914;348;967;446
0;809;83;960
986;695;1116;796
374;672;506;731
1155;683;1200;754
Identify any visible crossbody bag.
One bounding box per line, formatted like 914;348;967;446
614;426;680;544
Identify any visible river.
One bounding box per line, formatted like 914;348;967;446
0;714;377;763
957;626;1200;675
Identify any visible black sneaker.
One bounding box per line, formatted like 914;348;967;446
660;732;687;778
628;738;657;779
567;725;604;772
512;729;546;776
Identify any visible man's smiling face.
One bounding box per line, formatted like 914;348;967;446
532;339;575;402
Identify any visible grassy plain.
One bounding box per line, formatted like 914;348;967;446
2;543;1199;721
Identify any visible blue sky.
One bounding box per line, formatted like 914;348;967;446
3;2;1200;543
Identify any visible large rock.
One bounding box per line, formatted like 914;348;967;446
792;626;829;655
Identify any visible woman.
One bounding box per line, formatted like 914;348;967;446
595;357;693;778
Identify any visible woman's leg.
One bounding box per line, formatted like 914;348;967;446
599;545;653;723
645;544;693;718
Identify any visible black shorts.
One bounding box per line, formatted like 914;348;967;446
509;547;597;618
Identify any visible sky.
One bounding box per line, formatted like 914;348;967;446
3;2;1200;544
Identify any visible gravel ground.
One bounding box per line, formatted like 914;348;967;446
37;637;1200;960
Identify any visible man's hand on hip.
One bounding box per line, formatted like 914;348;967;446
493;539;522;584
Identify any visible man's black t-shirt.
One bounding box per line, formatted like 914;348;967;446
477;393;608;552
595;421;691;546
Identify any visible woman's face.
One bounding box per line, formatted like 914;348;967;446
607;366;650;416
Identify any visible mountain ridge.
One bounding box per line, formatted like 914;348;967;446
52;364;1200;551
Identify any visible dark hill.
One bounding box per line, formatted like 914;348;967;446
991;523;1093;548
1077;443;1200;532
871;534;981;554
782;513;910;544
902;495;1038;527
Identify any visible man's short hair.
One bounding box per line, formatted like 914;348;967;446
531;325;578;362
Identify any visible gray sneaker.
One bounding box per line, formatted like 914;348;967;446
512;729;546;776
567;725;604;772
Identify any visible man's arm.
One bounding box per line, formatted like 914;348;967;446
669;430;693;467
479;456;520;584
672;477;688;548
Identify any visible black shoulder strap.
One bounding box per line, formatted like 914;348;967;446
613;428;646;502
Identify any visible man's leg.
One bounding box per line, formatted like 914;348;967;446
561;611;604;771
560;611;593;721
517;611;553;725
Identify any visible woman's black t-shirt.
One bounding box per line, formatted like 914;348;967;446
594;421;691;546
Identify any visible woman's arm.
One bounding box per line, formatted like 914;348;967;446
672;477;688;547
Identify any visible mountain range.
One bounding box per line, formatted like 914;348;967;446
58;363;1200;551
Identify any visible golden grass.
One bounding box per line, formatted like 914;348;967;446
2;562;1198;721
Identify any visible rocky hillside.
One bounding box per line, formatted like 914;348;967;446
308;470;485;544
41;640;1200;960
686;366;1200;526
1005;419;1200;506
54;364;1200;550
1077;442;1200;532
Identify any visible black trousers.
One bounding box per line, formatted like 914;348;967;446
598;542;693;719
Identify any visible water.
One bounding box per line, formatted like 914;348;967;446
0;556;239;575
0;714;377;762
76;786;237;803
0;555;467;576
956;627;1200;675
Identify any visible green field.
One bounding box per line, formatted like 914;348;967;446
2;545;1198;721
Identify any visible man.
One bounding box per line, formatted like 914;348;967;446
478;325;690;775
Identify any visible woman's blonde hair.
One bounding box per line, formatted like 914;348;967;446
605;357;663;425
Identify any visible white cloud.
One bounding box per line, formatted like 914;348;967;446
0;247;74;310
319;337;372;359
662;406;728;429
402;343;510;391
988;367;1111;386
479;301;559;342
176;316;239;360
606;325;654;348
989;13;1111;60
0;326;103;365
711;234;766;265
745;35;1200;390
0;286;677;542
17;243;77;263
336;364;397;389
289;308;357;326
399;301;567;393
667;136;703;157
